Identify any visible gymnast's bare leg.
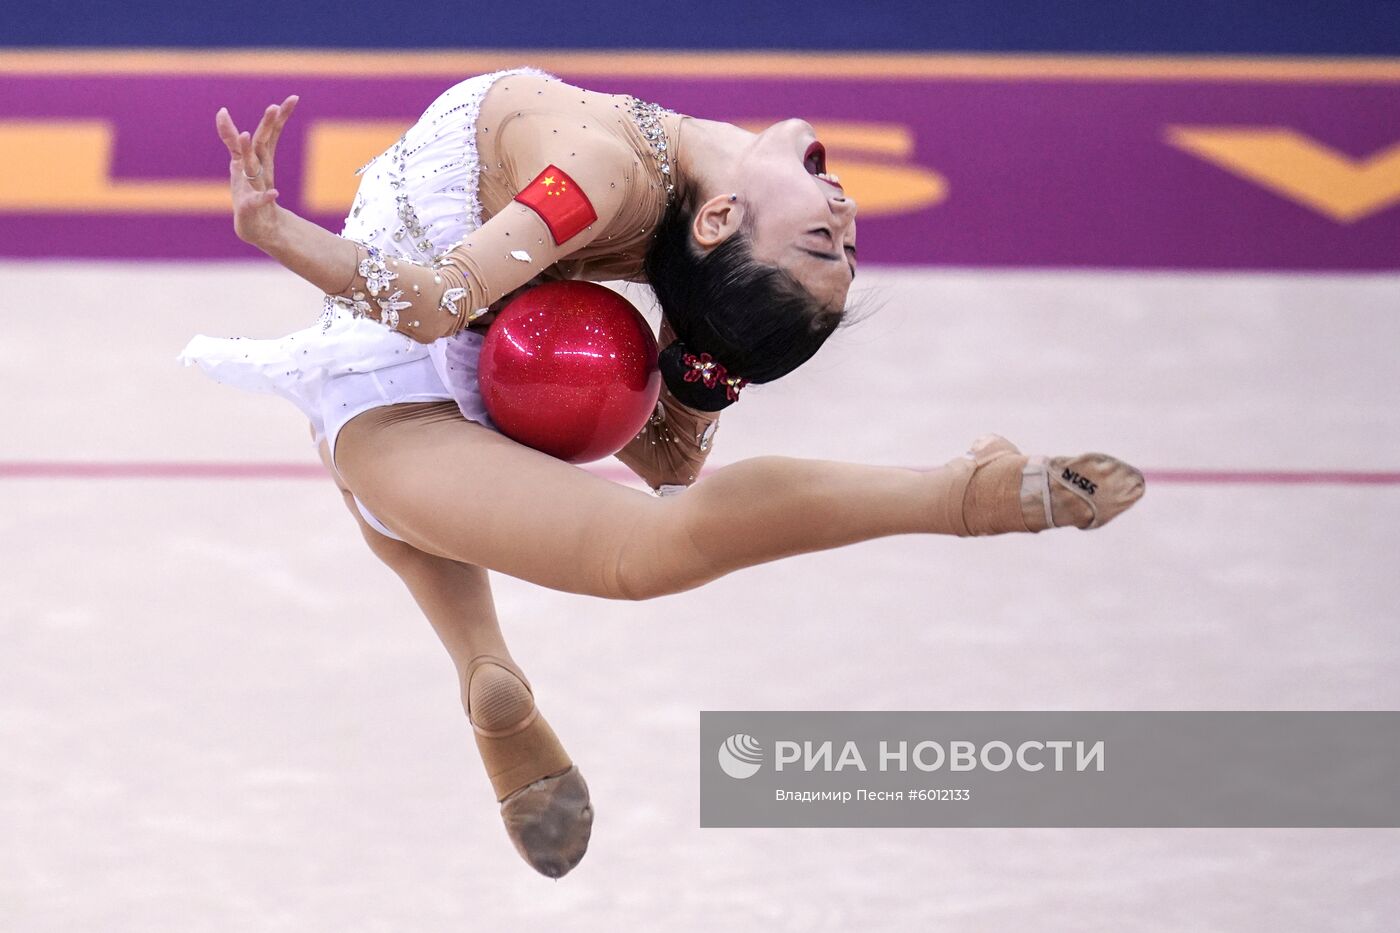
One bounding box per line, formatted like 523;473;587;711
334;402;1145;601
315;431;592;879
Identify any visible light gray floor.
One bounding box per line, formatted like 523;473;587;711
2;262;1398;931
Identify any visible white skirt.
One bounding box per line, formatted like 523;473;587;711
179;68;552;539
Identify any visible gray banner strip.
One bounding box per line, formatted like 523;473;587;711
700;712;1400;828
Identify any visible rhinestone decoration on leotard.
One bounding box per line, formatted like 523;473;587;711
375;290;412;329
698;420;719;452
320;294;370;332
625;97;676;206
439;287;468;317
357;246;398;296
322;243;436;333
350;73;509;263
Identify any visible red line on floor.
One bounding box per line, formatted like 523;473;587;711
2;462;1399;485
0;462;330;479
1140;469;1400;486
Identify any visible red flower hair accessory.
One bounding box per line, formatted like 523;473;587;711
681;351;749;401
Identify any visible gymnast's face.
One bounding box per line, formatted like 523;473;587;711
731;118;858;309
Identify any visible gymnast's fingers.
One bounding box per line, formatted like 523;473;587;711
215;107;244;159
251;103;280;163
257;96;298;187
238;131;264;184
268;95;299;149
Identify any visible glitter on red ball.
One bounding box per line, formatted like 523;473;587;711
477;281;662;464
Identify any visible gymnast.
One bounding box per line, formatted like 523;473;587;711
181;67;1145;878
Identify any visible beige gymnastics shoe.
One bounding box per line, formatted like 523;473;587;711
497;765;594;879
965;434;1145;533
938;434;1145;536
465;655;594;878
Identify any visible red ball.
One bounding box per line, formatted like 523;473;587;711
477;281;661;463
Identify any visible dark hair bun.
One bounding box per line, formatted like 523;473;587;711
644;200;849;416
658;340;739;412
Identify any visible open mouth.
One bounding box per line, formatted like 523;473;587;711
803;141;842;190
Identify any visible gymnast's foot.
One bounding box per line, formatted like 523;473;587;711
498;765;594;879
932;434;1145;535
466;655;593;878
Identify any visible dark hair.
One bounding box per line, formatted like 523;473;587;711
643;201;847;412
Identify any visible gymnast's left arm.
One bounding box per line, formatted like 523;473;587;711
613;316;722;492
216;97;628;343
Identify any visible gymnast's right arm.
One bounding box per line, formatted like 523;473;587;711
216;97;626;344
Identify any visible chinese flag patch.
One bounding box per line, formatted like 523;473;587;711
514;165;598;244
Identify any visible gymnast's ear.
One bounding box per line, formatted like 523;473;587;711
690;193;746;250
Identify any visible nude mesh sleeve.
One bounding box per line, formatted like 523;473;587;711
326;203;568;344
325;137;632;344
614;381;721;491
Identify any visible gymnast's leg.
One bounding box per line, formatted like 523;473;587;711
315;431;592;879
333;402;1145;601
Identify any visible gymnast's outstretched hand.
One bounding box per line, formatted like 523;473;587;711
208;91;632;340
215;95;299;247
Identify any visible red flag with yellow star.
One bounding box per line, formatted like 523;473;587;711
514;164;598;244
